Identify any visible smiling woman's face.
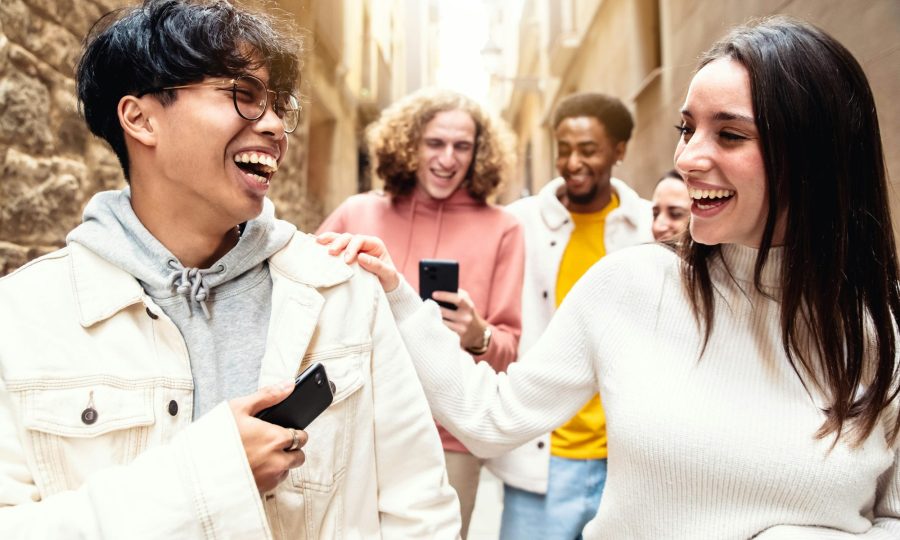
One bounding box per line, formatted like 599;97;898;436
674;58;781;248
651;177;691;241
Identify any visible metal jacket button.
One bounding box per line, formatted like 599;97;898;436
168;400;179;416
81;407;98;425
145;307;159;320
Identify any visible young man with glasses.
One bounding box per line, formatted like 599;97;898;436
0;1;459;537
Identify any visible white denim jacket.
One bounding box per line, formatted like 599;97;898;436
0;232;460;539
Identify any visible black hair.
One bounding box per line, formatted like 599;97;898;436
76;0;302;179
657;169;683;185
680;16;900;446
552;92;634;143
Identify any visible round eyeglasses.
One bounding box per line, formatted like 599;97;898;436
140;74;301;133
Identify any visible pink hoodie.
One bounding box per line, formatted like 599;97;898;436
317;188;525;453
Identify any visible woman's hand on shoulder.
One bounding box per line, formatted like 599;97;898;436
316;232;400;292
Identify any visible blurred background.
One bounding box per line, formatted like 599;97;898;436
0;0;898;276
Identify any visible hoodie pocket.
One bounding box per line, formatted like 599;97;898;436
17;381;157;497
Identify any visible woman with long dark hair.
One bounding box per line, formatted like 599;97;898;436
322;16;900;538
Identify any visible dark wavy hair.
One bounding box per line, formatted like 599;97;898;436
366;88;515;202
76;0;303;179
552;92;634;143
680;17;900;446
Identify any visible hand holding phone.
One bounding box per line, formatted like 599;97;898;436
255;362;335;430
419;259;459;310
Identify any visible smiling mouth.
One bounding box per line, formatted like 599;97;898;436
430;169;457;180
690;187;735;210
234;152;277;185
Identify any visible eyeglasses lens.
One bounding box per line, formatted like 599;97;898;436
233;76;299;133
233;76;267;121
277;93;301;133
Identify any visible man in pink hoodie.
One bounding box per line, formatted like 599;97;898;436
317;88;524;538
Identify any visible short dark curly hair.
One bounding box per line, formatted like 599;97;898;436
552;92;634;143
366;88;515;202
77;0;303;180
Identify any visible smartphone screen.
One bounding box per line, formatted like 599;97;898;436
255;362;335;430
419;259;459;310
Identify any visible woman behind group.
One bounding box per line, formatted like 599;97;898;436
324;16;900;539
651;170;691;241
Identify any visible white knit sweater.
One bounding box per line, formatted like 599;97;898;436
387;242;900;539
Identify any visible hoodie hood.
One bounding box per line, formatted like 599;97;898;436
67;188;296;318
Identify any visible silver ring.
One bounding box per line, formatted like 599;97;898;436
285;428;300;452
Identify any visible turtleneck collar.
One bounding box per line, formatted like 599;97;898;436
718;243;784;290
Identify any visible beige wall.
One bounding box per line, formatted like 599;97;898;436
496;0;900;241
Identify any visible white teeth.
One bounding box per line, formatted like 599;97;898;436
689;188;735;200
234;152;278;173
247;172;269;185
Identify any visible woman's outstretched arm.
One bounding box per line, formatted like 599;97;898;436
318;233;598;458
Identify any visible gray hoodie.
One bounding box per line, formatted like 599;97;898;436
67;189;296;418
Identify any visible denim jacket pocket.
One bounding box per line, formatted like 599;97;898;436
289;347;366;494
17;380;156;497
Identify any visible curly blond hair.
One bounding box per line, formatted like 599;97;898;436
365;88;515;202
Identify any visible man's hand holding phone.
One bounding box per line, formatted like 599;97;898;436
316;233;493;355
431;289;492;354
232;362;334;493
229;382;309;493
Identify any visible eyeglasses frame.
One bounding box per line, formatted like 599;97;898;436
140;74;301;133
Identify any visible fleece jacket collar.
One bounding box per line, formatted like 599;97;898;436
538;177;646;230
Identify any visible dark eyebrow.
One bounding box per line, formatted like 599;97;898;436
680;109;755;124
713;111;755;124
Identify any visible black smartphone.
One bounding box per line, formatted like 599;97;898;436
255;362;335;430
419;259;459;310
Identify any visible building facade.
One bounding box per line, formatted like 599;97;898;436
485;0;900;239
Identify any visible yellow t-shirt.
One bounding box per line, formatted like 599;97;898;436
550;193;618;460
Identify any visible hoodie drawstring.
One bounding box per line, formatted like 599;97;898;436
399;196;448;274
432;202;444;259
399;197;417;274
166;260;226;319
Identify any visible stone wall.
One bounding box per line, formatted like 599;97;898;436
0;0;320;276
